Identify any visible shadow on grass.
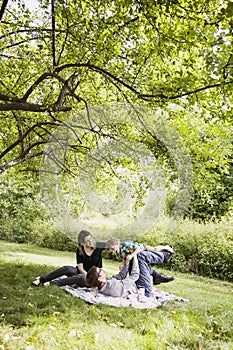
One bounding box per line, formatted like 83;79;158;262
0;259;139;329
0;260;87;327
1;255;233;349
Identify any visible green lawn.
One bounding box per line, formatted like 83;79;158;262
0;241;232;350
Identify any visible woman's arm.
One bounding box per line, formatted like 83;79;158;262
76;248;87;274
76;263;87;275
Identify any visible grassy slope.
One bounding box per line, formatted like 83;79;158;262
0;241;232;350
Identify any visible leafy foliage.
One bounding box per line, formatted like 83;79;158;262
0;177;43;242
142;216;233;281
0;0;232;220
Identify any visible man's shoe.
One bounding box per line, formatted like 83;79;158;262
152;271;175;285
32;276;41;286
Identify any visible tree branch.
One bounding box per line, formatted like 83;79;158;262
51;0;56;67
0;102;71;112
0;122;58;160
1;62;232;113
0;0;8;23
0;150;44;173
55;62;233;101
22;72;60;101
138;80;233;100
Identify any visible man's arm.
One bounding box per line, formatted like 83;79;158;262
126;255;140;282
111;260;129;280
113;247;140;281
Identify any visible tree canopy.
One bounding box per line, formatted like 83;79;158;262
0;0;232;220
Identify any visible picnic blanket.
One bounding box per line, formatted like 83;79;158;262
61;285;189;309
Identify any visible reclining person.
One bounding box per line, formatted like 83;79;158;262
86;248;140;298
106;237;174;258
87;249;174;298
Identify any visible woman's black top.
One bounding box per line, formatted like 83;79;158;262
76;242;105;272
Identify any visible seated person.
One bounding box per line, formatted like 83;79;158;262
32;230;105;287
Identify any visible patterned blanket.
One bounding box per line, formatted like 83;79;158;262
61;285;189;309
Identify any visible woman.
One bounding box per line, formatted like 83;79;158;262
32;230;105;287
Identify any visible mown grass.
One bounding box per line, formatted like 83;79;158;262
0;241;232;350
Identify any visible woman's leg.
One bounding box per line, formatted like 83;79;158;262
51;273;89;287
39;266;78;283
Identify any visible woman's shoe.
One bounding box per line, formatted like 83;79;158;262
31;276;41;286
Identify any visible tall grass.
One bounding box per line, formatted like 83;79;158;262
0;241;233;350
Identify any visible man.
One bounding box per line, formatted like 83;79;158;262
87;249;174;298
86;248;140;298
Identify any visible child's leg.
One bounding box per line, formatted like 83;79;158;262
144;245;174;254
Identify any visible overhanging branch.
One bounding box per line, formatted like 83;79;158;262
0;0;8;23
0;62;232;113
0;150;44;173
0;102;71;112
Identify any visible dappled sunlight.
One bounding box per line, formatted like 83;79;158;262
1;241;233;350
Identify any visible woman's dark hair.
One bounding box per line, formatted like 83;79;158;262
78;230;92;244
77;230;96;255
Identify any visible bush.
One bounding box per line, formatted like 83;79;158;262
197;231;233;280
31;218;77;251
0;178;77;251
0;178;44;243
142;216;233;281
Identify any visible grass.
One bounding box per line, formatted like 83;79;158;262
0;241;233;350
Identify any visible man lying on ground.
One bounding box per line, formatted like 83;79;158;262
87;248;174;298
87;247;140;298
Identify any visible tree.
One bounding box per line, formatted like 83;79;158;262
0;0;232;219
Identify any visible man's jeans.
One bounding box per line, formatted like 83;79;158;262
136;251;164;297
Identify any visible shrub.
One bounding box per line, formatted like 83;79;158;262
31;218;77;251
0;178;44;243
142;217;233;281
